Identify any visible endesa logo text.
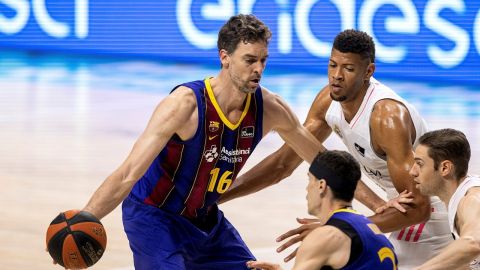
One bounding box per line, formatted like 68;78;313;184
0;0;88;38
177;0;480;69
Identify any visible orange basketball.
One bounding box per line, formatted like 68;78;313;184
46;210;107;269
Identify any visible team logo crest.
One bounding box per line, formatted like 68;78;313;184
354;143;365;157
332;125;343;139
241;126;254;138
203;145;219;162
209;121;220;132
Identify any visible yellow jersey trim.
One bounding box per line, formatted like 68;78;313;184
204;77;251;130
327;208;359;220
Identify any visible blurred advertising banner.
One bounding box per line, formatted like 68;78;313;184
1;0;479;85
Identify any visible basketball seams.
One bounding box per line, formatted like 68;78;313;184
71;231;105;267
68;211;102;225
48;228;69;267
64;209;80;220
70;222;107;250
62;234;88;269
46;221;68;246
46;210;106;269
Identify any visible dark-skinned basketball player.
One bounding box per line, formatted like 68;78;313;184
221;29;452;269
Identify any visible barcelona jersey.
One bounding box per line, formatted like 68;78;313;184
324;209;398;270
129;78;263;219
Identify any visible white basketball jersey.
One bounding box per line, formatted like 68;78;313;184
325;77;453;269
448;175;480;269
325;77;427;198
448;175;480;237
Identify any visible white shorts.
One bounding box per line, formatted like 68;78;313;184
388;198;453;269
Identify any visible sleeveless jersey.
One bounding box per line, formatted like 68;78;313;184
129;78;263;219
325;77;427;197
325;78;452;258
324;209;398;270
447;175;480;269
448;175;480;237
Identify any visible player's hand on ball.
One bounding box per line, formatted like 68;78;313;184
275;217;322;262
46;210;107;269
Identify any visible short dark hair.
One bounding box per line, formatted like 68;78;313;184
419;129;471;179
333;29;375;63
310;150;361;202
217;14;272;54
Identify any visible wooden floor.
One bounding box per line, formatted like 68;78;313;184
1;53;479;269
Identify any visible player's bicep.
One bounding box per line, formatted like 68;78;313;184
303;86;333;142
264;91;323;163
457;192;480;243
293;227;341;270
122;87;196;178
265;93;301;133
371;101;416;192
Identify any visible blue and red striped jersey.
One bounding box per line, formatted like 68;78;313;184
129;78;263;219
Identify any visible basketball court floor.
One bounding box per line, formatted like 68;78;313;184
1;51;479;269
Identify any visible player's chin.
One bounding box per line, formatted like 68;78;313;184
241;85;258;94
416;184;428;195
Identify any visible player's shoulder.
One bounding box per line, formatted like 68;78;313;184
457;187;480;226
372;98;408;115
260;86;280;100
260;86;288;110
168;85;197;103
370;98;412;127
461;187;480;207
158;85;198;115
312;84;334;115
309;224;349;245
171;85;195;96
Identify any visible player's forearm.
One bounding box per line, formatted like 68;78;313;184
369;201;430;232
354;180;386;211
219;147;303;204
416;238;480;270
83;170;137;220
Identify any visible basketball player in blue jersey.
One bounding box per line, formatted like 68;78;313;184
77;14;324;270
221;29;452;269
247;150;398;270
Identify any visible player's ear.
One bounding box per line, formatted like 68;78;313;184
219;49;230;68
364;62;375;82
318;179;327;195
439;160;454;178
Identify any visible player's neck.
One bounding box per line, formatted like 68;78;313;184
318;200;353;222
443;176;467;206
341;82;370;123
209;75;249;115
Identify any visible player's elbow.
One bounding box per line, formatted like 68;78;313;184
462;237;480;260
271;162;297;184
116;166;142;196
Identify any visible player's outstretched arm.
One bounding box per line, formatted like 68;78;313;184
354;180;388;211
263;89;325;163
415;190;480;270
248;225;347;270
291;225;348;270
82;87;197;220
219;87;332;204
368;99;431;232
218;143;304;204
